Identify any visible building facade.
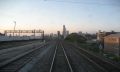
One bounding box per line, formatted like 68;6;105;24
97;30;117;49
97;30;106;42
63;25;69;39
104;34;120;56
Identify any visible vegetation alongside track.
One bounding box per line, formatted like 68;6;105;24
65;33;120;62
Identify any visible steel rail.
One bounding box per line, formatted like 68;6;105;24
74;48;107;72
49;42;73;72
69;43;120;72
0;44;47;69
61;43;73;72
49;43;58;72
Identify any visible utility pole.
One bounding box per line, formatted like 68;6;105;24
13;21;16;36
42;31;44;41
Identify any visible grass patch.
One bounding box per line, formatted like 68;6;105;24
103;52;120;62
78;42;100;53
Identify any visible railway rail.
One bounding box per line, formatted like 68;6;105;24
0;43;48;72
68;42;120;72
49;42;73;72
0;40;42;50
1;40;120;72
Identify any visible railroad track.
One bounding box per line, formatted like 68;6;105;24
68;43;120;72
0;43;48;72
0;40;42;50
49;42;73;72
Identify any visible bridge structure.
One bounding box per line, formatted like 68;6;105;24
4;29;44;40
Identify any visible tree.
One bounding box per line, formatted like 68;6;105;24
65;33;87;43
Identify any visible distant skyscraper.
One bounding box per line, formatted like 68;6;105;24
66;30;69;36
63;25;67;39
57;31;61;39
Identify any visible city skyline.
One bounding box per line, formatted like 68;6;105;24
0;0;120;34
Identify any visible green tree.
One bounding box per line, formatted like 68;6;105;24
65;33;87;43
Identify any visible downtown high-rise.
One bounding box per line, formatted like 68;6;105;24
63;25;68;39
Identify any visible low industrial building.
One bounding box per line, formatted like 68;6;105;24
104;34;120;56
97;30;119;50
97;30;117;42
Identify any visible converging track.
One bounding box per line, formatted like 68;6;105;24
63;41;120;72
0;40;120;72
0;43;49;72
49;42;73;72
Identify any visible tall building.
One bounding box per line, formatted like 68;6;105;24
63;25;67;39
57;31;60;36
62;25;69;39
57;31;60;39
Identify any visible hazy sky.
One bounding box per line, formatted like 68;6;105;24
0;0;120;34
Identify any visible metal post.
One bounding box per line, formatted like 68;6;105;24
13;21;16;36
119;38;120;57
34;29;35;39
4;31;7;36
19;30;20;36
42;31;44;41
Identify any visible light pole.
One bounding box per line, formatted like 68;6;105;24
13;21;16;36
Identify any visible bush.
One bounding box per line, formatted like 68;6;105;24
112;56;120;62
65;33;87;43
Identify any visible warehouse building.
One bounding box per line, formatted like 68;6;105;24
104;34;120;56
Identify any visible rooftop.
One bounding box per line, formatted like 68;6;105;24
104;33;120;38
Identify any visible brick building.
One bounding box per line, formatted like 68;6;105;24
104;34;120;56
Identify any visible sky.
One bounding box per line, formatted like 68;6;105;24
0;0;120;34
